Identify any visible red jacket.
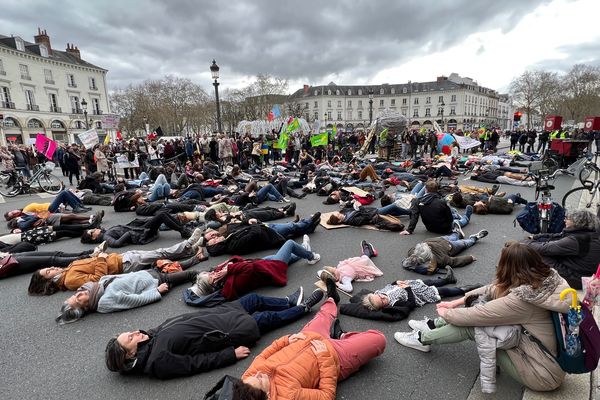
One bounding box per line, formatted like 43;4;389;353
216;257;288;300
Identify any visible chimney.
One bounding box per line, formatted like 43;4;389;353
436;76;447;82
303;84;309;94
34;28;52;54
65;43;80;59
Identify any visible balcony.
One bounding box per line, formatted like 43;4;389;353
89;85;98;91
27;104;40;111
50;106;62;113
68;83;77;88
72;108;82;114
21;74;31;80
93;109;103;115
1;101;15;109
45;79;55;85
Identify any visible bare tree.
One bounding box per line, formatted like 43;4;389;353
559;64;600;122
510;70;541;129
536;71;562;122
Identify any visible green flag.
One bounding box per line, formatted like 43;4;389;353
311;132;328;147
274;132;289;149
286;118;299;133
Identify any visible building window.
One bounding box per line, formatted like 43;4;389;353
391;99;396;106
51;121;64;129
348;89;351;95
438;107;444;116
391;88;396;94
1;86;14;108
414;98;419;105
358;100;363;107
20;64;30;80
438;95;444;103
450;106;456;115
379;99;384;107
327;111;332;120
27;119;42;128
305;102;309;109
402;109;407;116
379;88;384;95
425;108;431;117
89;77;98;90
402;87;407;94
314;111;318;121
337;100;342;107
358;89;362;95
67;74;77;88
39;45;48;57
336;90;340;95
402;98;407;105
0;59;5;75
49;93;60;113
15;37;25;51
92;98;101;114
328;90;332;95
44;69;54;84
426;96;431;104
337;111;342;120
358;111;363;119
451;94;456;102
74;121;85;129
70;96;81;113
314;101;317;107
347;110;352;119
413;109;419;117
327;100;331;108
25;90;38;111
347;100;352;107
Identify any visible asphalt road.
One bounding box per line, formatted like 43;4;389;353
0;159;581;400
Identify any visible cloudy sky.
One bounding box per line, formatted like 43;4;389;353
2;0;599;94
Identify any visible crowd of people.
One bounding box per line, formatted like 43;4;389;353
0;125;599;398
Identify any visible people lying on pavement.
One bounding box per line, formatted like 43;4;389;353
449;192;527;214
7;210;103;232
0;249;94;279
104;290;325;379
4;189;92;218
326;206;405;231
202;203;296;227
316;253;382;293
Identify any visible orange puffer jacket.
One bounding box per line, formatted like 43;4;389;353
242;331;340;400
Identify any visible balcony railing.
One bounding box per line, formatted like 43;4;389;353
67;83;77;88
21;74;31;80
27;104;40;111
50;106;62;113
1;101;15;109
93;109;103;115
45;79;55;85
72;108;82;114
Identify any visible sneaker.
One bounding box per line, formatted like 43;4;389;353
301;289;324;311
307;252;321;265
330;318;345;339
469;230;489;241
286;287;304;307
281;197;290;203
451;220;464;239
444;266;457;284
284;202;297;216
325;277;340;304
408;317;432;333
187;227;203;245
317;269;335;281
394;331;431;352
490;184;499;195
465;204;473;220
302;234;311;252
360;240;377;258
92;240;108;257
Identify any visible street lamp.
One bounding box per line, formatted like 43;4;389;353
210;60;222;133
368;89;374;125
440;100;445;131
81;98;89;130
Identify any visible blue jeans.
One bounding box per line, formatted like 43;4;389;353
263;239;314;265
179;190;202;200
411;181;426;199
267;217;312;239
451;207;470;228
238;293;305;334
49;190;82;212
441;232;476;256
148;174;171;201
377;203;411;216
256;183;283;203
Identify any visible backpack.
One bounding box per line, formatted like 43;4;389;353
515;202;565;234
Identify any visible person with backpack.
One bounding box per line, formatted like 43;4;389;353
518;132;528;152
394;241;571;392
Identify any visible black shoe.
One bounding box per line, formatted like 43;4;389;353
325;277;340;304
330;318;345;340
180;227;193;239
287;287;304;307
308;212;322;233
490;184;499;195
444;266;457;284
360;240;377;258
469;230;488;241
459;284;483;293
301;289;324;312
285;202;297;217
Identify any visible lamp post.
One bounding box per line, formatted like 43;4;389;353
368;89;373;125
440;100;445;132
210;60;222;133
81;98;89;130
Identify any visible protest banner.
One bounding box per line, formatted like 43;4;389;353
310;132;328;147
116;154;139;168
78;129;99;148
452;134;481;150
35;134;57;159
101;114;120;129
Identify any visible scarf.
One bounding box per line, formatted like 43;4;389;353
509;269;562;303
81;280;107;312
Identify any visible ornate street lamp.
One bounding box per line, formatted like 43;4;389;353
210;60;222;133
81;98;89;129
368;89;374;125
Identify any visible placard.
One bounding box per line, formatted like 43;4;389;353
78;129;99;148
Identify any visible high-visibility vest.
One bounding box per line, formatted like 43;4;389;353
550;131;559;139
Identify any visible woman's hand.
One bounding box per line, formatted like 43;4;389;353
234;346;250;359
310;340;327;354
288;333;306;344
157;283;169;294
437;307;448;318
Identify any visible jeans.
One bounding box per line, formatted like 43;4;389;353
441;232;476;255
148;269;195;288
11;250;94;277
238;293;305;334
263;239;314;265
411;181;426;198
267;217;313;239
49;190;83;212
122;240;194;272
450;207;470;228
148;174;171;202
256;183;283;203
377;203;411;216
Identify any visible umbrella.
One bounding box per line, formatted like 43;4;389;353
437;132;455;155
560;288;582;356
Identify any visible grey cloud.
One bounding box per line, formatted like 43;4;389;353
529;41;600;73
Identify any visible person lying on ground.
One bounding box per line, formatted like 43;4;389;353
28;231;205;294
401;230;488;275
202;203;297;227
80;211;194;248
449;192;527;214
104;290;326;379
523;209;600;289
228;296;386;400
7;210;103;233
470;167;535;187
326;205;405;231
0;249;94;279
186;237;320;303
56;267;200;324
393;242;571;393
203;213;321;257
316;251;382;293
4;189;92;219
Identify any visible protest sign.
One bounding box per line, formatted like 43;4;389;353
78;129;99;148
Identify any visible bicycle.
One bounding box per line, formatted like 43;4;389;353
562;159;600;213
0;162;64;197
528;168;571;233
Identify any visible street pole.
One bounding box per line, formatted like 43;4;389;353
368;89;373;125
210;60;222;133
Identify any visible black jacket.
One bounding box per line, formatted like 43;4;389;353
103;218;157;247
340;289;416;321
206;224;286;256
341;207;404;231
407;192;453;234
126;302;260;379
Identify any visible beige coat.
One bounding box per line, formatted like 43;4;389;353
94;149;109;172
444;270;570;391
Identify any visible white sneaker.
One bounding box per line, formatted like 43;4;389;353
302;234;311;252
307;252;321;265
282;197;290;203
394;331;431;352
408;317;432;333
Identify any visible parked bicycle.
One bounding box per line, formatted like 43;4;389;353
528;168;571;233
562;158;600;213
0;162;64;197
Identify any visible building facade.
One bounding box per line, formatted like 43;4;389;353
0;29;110;146
287;73;500;132
497;93;515;131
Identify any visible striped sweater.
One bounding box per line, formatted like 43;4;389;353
96;271;161;313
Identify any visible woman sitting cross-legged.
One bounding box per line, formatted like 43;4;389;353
104;289;326;379
55;267;199;324
394;241;571;392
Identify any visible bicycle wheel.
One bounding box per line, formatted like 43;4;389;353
578;164;599;186
37;173;64;194
562;186;600;211
542;158;559;174
0;173;21;197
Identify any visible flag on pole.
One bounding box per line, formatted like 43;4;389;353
35;134;57;159
286;118;299;133
104;134;111;144
116;131;123;141
274;131;289;149
310;132;328;147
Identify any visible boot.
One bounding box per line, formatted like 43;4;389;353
459;284;483;293
325;277;340;304
444;266;457;284
330;318;345;340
